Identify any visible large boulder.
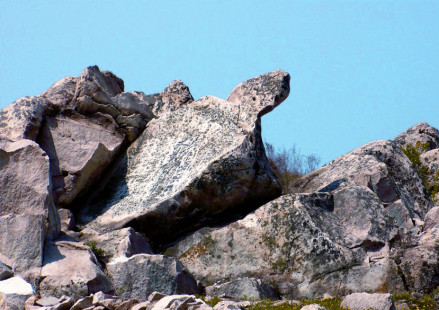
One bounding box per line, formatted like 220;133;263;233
77;70;289;247
106;254;200;299
39;240;111;298
0;139;60;275
394;225;439;293
291;140;433;228
166;185;403;298
340;292;395;310
37;111;125;205
0;277;34;310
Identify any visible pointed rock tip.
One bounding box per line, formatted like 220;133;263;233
226;69;290;117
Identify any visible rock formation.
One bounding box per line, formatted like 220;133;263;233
1;66;439;309
77;70;288;247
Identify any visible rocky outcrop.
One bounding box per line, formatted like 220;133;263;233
3;66;439;307
0;66;194;208
394;122;439;153
0;139;60;276
77;70;289;247
291;140;432;227
166;186;403;298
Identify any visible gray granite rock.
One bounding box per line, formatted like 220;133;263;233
106;254;200;300
340;292;395;310
205;278;277;300
78;227;153;263
39;241;111;298
394;122;439;153
78;70;289;248
167;185;403;298
0;261;13;281
0;139;60;275
0;277;34;310
291;140;433;228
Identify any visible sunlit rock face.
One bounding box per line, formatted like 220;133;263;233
78;70;289;247
3;65;439;305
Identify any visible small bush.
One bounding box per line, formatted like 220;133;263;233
401;142;439;201
204;297;222;307
85;240;107;265
265;143;320;194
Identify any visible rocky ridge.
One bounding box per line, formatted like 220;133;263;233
1;66;439;310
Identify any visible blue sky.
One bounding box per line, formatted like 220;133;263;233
1;0;438;165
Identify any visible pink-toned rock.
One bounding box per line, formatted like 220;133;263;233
0;139;60;274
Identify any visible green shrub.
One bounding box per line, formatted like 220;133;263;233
401;142;439;201
85;240;107;265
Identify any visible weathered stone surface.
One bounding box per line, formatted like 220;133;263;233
71;296;93;310
0;277;34;310
35;296;61;307
300;305;327;310
205;278;277;300
78;227;153;263
37;111;125;206
58;208;76;232
227;69;290;118
0;262;13;281
420;148;439;203
1;65;162;209
40;76;78;108
212;301;244;310
147;80;194;116
0;97;54;142
340;292;395;310
39;241;111;297
106;254;199;300
0;139;60;274
131;301;151;310
395;226;439;293
394;122;439;153
167;185;403;298
424;207;439;230
150;295;207;310
78;70;289;247
291;140;432;227
116;298;140;310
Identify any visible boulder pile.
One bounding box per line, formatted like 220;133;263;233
1;66;439;310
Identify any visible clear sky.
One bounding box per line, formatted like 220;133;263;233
1;0;438;165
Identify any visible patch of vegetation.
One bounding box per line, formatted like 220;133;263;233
179;236;217;260
392;291;438;310
115;285;125;297
205;297;222;307
246;299;301;310
265;143;320;194
301;297;345;310
401;141;439;201
85;240;107;265
246;298;347;310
